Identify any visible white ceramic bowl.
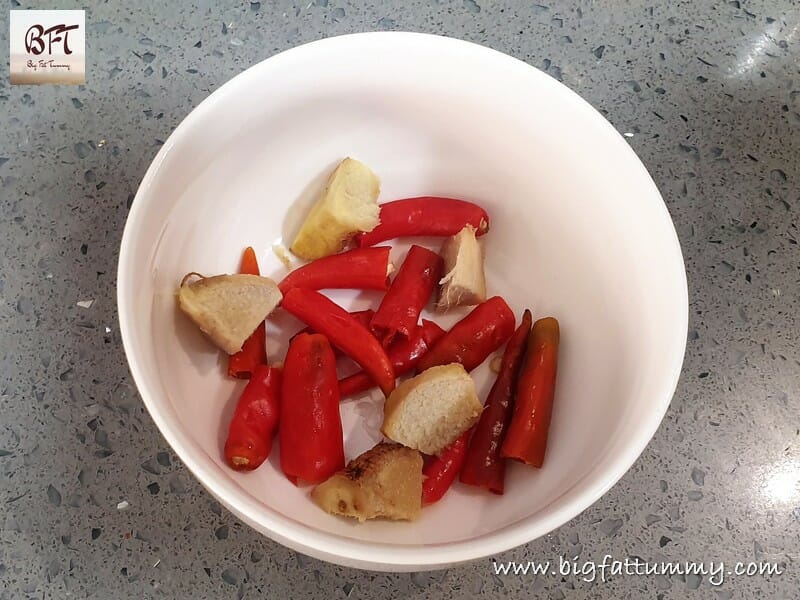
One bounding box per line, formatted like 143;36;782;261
118;32;688;571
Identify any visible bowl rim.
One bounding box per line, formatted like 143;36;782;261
117;31;689;570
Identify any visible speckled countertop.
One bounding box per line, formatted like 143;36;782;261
1;0;798;598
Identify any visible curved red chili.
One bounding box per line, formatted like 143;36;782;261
355;197;490;247
422;428;473;505
501;317;560;468
281;288;395;396
278;247;391;295
291;309;374;356
460;309;532;494
416;296;516;373
228;246;267;378
338;319;446;398
280;333;344;484
370;245;443;347
224;365;282;471
420;319;446;346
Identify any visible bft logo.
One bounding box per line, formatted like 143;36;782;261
10;10;86;84
25;23;80;56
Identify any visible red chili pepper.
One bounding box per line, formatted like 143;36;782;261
278;247;391;295
228;246;267;378
349;309;376;329
291;309;374;356
370;245;443;347
422;428;473;505
460;310;532;494
281;288;395;396
501;317;560;468
355;197;490;247
420;319;446;346
416;296;516;373
338;319;446;398
279;333;344;484
223;365;282;471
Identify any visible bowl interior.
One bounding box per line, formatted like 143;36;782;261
119;33;687;569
